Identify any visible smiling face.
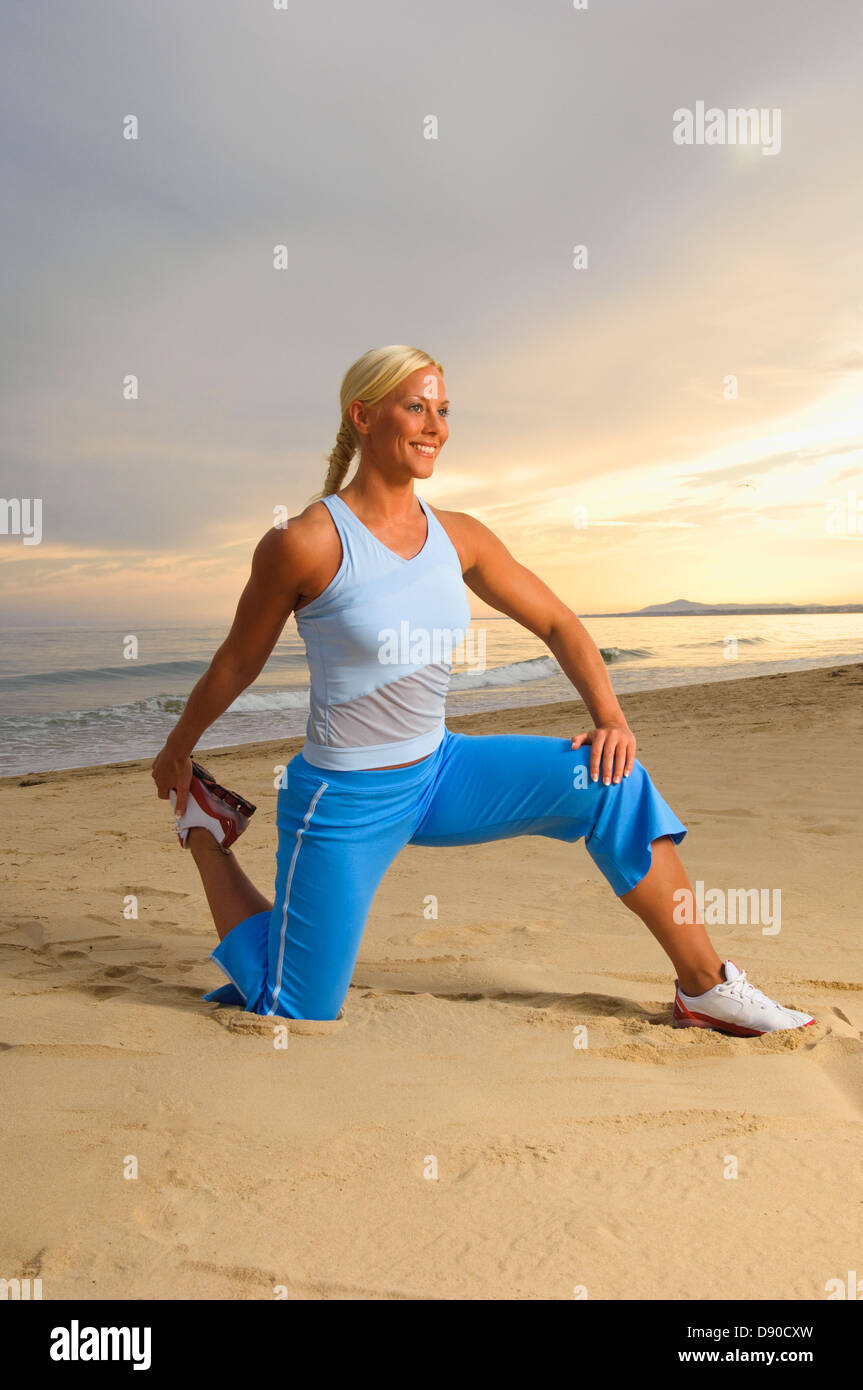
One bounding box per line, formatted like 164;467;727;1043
350;366;450;482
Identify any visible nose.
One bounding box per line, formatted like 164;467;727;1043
421;407;444;435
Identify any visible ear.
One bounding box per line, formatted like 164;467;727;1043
349;399;375;435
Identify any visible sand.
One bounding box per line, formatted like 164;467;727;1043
1;662;861;1301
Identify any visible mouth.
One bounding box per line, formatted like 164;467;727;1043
409;442;437;458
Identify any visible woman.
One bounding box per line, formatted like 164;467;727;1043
151;344;813;1036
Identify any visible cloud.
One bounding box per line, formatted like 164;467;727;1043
1;0;862;617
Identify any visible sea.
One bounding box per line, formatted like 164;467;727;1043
0;614;861;778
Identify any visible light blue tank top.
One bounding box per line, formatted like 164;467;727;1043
294;493;472;770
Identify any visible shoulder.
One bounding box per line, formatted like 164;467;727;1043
424;504;506;570
252;498;340;587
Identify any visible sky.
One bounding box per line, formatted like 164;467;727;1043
1;0;862;627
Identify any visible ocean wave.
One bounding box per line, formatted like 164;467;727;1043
0;686;310;729
131;689;310;716
0;646;667;731
219;689;309;713
680;635;768;649
0;651;307;690
448;647;651;691
0;658;213;689
450;656;561;690
598;646;653;661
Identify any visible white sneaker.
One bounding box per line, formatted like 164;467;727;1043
169;760;256;852
672;960;814;1037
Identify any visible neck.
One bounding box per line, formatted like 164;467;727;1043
341;466;419;521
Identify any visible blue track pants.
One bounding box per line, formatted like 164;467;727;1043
203;727;687;1020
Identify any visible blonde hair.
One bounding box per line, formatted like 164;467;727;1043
319;344;444;497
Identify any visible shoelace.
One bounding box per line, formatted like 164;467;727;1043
716;970;778;1012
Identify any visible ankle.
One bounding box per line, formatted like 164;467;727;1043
678;963;724;997
187;826;228;856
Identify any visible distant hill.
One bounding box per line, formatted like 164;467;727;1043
583;597;863;617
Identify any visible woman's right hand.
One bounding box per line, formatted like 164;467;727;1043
151;743;193;815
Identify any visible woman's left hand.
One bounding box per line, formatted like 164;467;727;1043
571;721;636;786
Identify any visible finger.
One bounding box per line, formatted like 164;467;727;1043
571;732;591;749
601;733;617;785
590;731;606;782
612;738;629;784
175;784;189;817
623;740;636;778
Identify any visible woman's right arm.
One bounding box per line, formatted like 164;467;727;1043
150;520;314;814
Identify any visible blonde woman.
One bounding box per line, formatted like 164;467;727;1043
151;345;813;1036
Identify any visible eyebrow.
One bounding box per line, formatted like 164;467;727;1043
406;394;450;405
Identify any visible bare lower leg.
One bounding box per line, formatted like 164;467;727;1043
187;828;272;941
619;835;724;996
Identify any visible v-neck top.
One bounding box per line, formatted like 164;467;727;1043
329;493;430;563
294;493;472;770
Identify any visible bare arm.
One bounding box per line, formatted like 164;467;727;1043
164;531;299;757
442;510;635;785
151;508;334;812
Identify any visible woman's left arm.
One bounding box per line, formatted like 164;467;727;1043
445;510;636;786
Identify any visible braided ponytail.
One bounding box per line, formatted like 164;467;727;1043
321;417;358;496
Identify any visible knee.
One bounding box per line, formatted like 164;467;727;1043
571;746;648;793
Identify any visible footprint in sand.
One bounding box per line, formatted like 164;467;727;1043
111;885;191;900
349;983;832;1060
0;919;47;947
208;1008;346;1037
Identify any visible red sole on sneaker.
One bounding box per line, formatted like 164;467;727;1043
672;994;815;1037
185;779;250;851
671;1010;765;1038
190;760;256;818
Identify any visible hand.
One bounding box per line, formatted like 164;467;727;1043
151;744;193;815
571;721;636;786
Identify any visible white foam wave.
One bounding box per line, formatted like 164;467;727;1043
227;688;310;713
450;656;561;690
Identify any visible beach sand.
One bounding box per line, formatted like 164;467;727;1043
1;662;861;1301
